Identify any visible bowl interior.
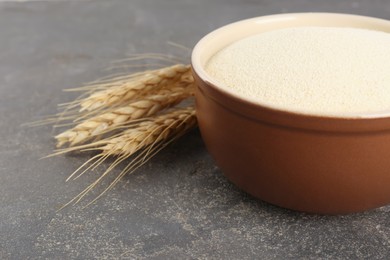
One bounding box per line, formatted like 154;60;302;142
192;13;390;119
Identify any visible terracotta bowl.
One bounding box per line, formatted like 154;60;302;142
191;13;390;214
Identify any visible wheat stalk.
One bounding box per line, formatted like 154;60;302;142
32;60;200;207
57;106;197;208
76;64;193;112
27;64;194;129
55;89;194;147
99;106;196;155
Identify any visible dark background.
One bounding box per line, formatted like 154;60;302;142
1;0;390;259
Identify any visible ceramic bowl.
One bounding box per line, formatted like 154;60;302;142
191;13;390;214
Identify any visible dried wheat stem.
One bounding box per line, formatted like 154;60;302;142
79;64;193;112
55;90;194;147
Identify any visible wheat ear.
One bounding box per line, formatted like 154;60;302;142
58;106;197;208
26;64;194;128
55;89;194;147
75;64;192;112
98;106;197;155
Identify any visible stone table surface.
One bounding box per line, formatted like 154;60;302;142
1;0;390;259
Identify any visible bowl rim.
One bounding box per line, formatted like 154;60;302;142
191;12;390;132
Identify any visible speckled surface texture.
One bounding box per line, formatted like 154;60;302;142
1;0;390;259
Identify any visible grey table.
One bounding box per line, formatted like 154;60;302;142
1;0;390;259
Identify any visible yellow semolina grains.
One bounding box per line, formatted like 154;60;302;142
206;27;390;117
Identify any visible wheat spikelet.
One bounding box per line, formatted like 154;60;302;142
99;106;197;156
58;107;197;208
77;64;193;112
55;89;194;147
27;64;194;128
